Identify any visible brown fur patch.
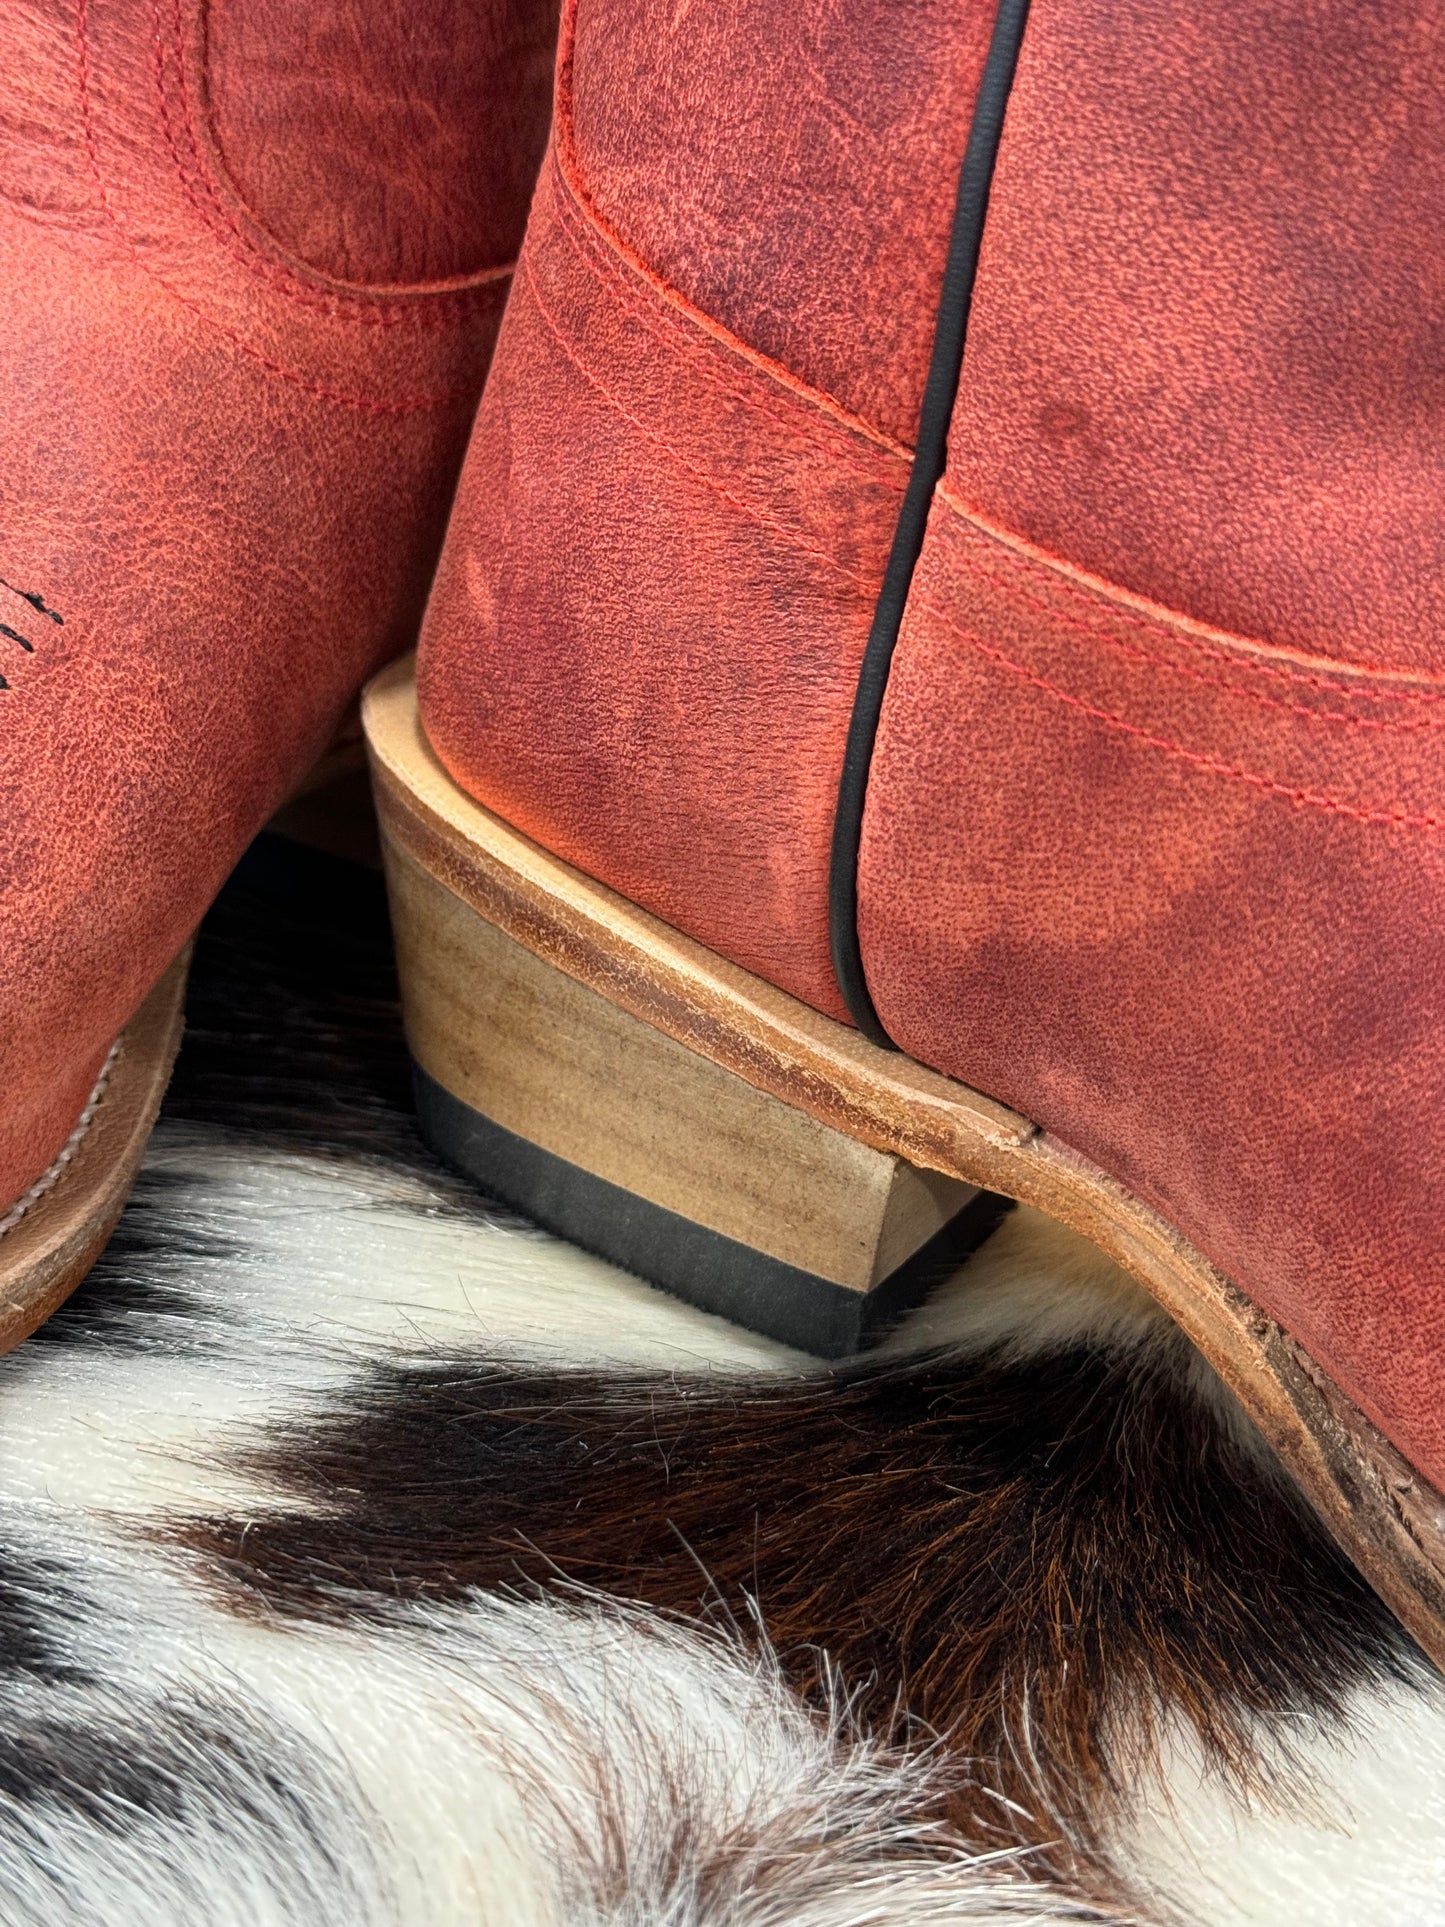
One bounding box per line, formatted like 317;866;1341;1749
169;1334;1417;1887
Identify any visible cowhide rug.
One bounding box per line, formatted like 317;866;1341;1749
0;833;1439;1926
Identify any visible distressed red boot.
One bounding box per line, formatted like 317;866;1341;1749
0;0;557;1331
367;0;1445;1665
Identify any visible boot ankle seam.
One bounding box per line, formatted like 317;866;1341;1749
937;508;1445;734
152;0;513;327
548;166;909;490
941;491;1445;699
520;250;884;599
913;590;1445;836
76;0;482;416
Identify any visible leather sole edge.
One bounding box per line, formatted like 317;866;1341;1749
0;949;188;1348
363;651;1445;1675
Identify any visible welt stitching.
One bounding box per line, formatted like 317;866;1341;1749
521;252;883;598
939;489;1445;704
915;594;1445;836
0;1040;120;1242
550;174;908;495
944;539;1445;735
76;0;480;413
159;0;496;329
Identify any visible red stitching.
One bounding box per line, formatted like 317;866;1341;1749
547;0;904;460
76;0;480;414
913;594;1445;835
522;252;884;597
156;0;497;329
549;173;907;496
938;488;1445;704
939;534;1445;735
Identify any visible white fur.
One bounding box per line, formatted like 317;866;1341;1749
0;1491;1098;1927
889;1204;1270;1465
0;1126;1092;1925
885;1206;1176;1367
0;1127;800;1526
0;1120;1439;1924
1117;1685;1445;1926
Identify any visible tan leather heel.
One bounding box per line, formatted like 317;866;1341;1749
365;653;1445;1670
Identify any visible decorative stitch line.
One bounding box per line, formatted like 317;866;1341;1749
76;0;481;414
916;593;1445;836
154;0;502;329
940;535;1445;735
549;168;908;495
940;489;1445;702
521;252;885;597
0;1039;121;1242
548;4;905;459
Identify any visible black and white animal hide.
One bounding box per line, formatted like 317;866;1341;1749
0;834;1439;1926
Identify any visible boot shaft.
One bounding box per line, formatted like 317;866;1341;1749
413;0;1445;1514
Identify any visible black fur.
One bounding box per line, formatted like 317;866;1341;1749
180;1339;1418;1858
49;831;1424;1890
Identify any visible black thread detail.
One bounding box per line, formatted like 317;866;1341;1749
0;624;33;654
827;0;1031;1046
0;579;63;625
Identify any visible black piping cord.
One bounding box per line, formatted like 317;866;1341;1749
827;0;1032;1047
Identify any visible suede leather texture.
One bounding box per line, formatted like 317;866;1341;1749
418;0;994;1014
0;0;554;1213
859;0;1445;1491
207;0;557;285
942;0;1445;671
568;0;996;448
418;0;1445;1496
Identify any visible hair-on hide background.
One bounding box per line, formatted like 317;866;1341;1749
0;828;1439;1925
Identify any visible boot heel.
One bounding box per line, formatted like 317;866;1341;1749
364;654;1445;1665
391;839;1009;1354
364;663;1006;1355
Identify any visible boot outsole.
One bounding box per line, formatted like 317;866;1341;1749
364;653;1445;1674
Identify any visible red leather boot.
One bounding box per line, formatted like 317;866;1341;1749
367;0;1445;1664
0;0;557;1330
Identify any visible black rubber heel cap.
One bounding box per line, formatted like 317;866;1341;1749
414;1066;1010;1358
